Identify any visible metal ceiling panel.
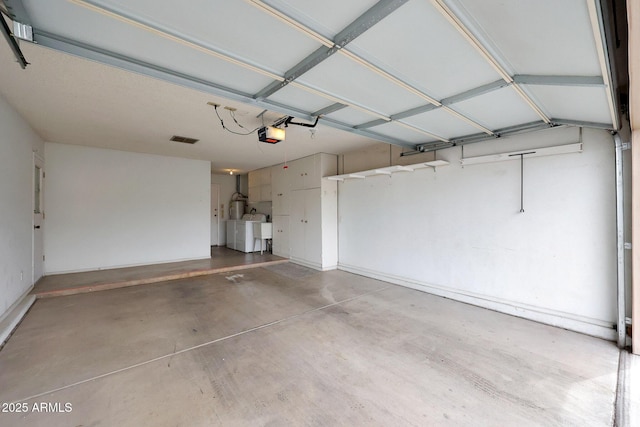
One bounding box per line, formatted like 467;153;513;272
266;84;332;114
348;0;502;100
369;121;437;144
261;0;381;39
449;0;602;76
68;0;322;75
449;86;542;131
21;0;274;93
323;107;381;127
297;53;429;117
401;108;481;139
524;85;613;126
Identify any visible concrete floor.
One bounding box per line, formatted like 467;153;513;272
0;263;623;426
32;246;287;298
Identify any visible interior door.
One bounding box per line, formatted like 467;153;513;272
211;184;220;246
33;155;44;283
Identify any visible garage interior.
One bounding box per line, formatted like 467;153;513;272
1;0;639;425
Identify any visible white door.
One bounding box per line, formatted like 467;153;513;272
33;155;44;283
211;184;220;246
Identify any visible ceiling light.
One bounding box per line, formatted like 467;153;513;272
229;170;233;175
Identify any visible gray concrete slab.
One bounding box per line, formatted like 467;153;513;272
32;246;287;297
0;267;390;403
0;267;620;426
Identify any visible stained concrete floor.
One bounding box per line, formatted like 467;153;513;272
0;263;622;426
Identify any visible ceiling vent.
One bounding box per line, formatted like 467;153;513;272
170;135;199;144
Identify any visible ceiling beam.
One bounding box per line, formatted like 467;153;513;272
355;119;388;130
31;30;417;148
311;103;348;116
355;117;449;143
513;75;605;87
62;0;415;140
252;0;409;100
0;12;28;68
434;121;553;148
440;80;510;105
246;0;495;137
550;118;614;130
319;116;415;147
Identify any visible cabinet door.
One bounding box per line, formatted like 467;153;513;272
272;165;290;215
290;156;316;190
289;190;306;259
261;184;272;202
304;188;322;264
272;215;290;257
248;170;260;188
248;186;260;203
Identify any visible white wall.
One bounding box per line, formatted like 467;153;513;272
338;127;618;339
211;173;237;245
0;94;44;318
44;143;210;273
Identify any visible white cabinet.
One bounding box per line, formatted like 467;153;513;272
289;155;318;190
272;215;290;258
271;153;337;270
290;188;321;264
248;167;272;203
289;180;337;270
271;164;291;216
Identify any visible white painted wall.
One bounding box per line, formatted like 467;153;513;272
211;173;237;245
338;127;617;339
44;143;210;273
0;94;44;319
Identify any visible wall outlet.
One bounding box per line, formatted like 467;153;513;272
20;270;23;281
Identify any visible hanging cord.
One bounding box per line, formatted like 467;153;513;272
213;105;261;136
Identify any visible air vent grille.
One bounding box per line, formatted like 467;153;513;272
170;135;199;144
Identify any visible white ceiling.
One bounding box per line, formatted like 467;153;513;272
0;0;619;173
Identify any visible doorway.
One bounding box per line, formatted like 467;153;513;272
33;155;44;283
211;183;220;247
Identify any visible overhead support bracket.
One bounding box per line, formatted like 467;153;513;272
441;80;510;105
253;0;409;100
447;121;552;147
551;118;614;130
355;118;389;129
513;75;605;87
390;104;439;121
254;45;337;100
311;103;348;117
417;142;455;153
0;14;28;68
